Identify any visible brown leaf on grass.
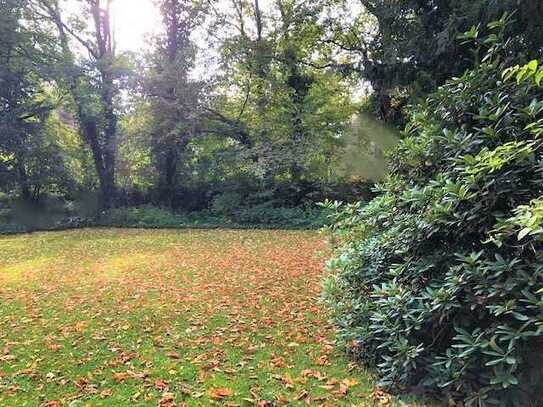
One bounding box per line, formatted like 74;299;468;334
287;342;299;348
191;353;208;363
294;389;310;403
333;378;359;397
197;369;210;382
99;388;113;398
41;402;61;407
270;355;285;368
371;388;393;406
207;387;233;400
166;351;180;359
342;378;359;387
45;342;62;351
274;394;290;405
128;370;147;380
153;336;165;347
300;369;326;380
15;368;34;376
178;383;192;395
315;355;330;366
282;374;295;388
113;372;130;382
75;376;90;391
119;351;137;363
271;373;295;389
300;369;313;377
158;392;175;407
0;230;366;405
155;379;169;391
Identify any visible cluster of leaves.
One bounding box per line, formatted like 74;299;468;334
234;204;328;229
323;0;543;125
322;21;543;406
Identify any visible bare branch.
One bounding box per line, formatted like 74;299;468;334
33;0;99;59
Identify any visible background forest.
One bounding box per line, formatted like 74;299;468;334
2;0;541;232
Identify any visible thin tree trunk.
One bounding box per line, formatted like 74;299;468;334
16;159;31;201
100;70;118;209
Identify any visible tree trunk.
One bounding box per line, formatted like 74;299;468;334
82;116;113;209
100;71;118;209
152;0;189;209
93;0;117;209
157;144;178;208
43;0;118;210
16;159;31;201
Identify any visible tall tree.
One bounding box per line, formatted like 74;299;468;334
37;0;120;209
142;0;204;207
207;0;355;183
319;0;543;124
0;0;60;200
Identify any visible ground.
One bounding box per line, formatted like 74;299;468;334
0;228;413;406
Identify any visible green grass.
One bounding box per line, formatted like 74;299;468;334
0;229;425;406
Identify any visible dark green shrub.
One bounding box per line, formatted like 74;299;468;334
323;20;543;406
235;203;328;228
211;191;244;216
100;206;188;227
0;221;27;234
100;203;328;229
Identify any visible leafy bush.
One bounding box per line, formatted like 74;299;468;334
0;194;99;234
322;21;543;406
235;202;329;228
211;191;244;216
100;204;328;229
0;221;27;234
0;201;328;233
99;206;197;228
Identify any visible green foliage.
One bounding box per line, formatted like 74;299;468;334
0;195;92;234
0;0;63;199
340;112;400;181
204;0;357;184
100;204;328;230
324;0;543;125
0;204;26;234
101;206;198;228
211;191;244;217
323;25;543;406
236;203;328;228
142;0;204;206
116;102;155;190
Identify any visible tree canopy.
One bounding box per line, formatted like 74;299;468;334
2;0;541;212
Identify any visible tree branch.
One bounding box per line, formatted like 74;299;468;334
34;0;99;59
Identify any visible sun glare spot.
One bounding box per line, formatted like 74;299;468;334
111;0;161;52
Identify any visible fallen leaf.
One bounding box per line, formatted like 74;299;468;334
207;387;233;400
166;351;180;359
113;372;130;383
158;392;175;407
155;379;169;391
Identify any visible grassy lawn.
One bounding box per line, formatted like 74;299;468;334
0;229;416;406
